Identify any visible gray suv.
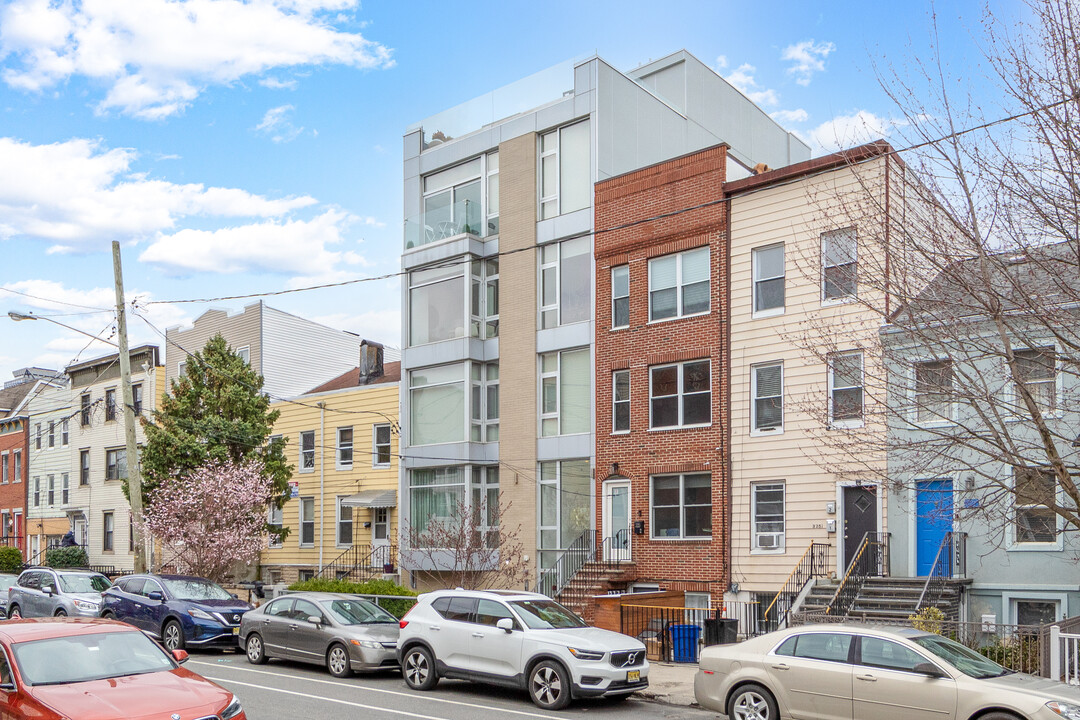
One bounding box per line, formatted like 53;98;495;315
8;568;112;618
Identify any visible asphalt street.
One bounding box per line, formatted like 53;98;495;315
188;655;718;720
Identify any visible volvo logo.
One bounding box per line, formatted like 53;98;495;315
621;652;638;667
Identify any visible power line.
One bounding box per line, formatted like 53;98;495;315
0;286;112;311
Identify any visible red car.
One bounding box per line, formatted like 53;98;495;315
0;617;246;720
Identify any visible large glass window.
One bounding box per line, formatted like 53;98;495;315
538;459;591;568
410;364;466;446
829;352;864;424
410;263;466;346
651;474;711;539
914;360;953;423
409;467;466;540
1014;347;1056;413
822;228;857;300
649;360;711;429
611;265;629;329
540;120;590;219
751;362;784;433
539;236;591;328
471;467;500;548
471;258;499;338
422;158;483;240
648;247;710;321
471;364;499;442
753;244;785;314
540;349;591;436
752;482;785;551
1014;468;1057;544
613;370;630;433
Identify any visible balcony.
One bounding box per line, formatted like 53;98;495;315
405;199;498;251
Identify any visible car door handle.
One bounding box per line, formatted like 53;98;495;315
770;663;789;671
289;624;298;629
856;674;877;682
430;625;441;631
471;632;484;638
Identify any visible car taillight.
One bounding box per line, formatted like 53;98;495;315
399;620;408;629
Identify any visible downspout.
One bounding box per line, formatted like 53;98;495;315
723;182;734;596
884;156;891;318
318;401;326;570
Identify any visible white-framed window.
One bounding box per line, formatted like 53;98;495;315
1014;347;1057;414
268;505;283;549
914;359;953;424
373;424;392;467
177;361;187;378
538;459;591;564
35;423;41;449
237;346;250;365
132;383;143;416
79;449;90;486
47;475;55;506
410;261;466;346
48;421;55;448
61;418;68;446
471;466;500;548
299;497;315;547
752;244;785;315
613;370;630;433
11;450;19;483
80;394;91;426
373;507;389;542
649;360;711;429
540;348;591;437
336;427;353;470
539;236;591;329
61;473;69;505
471;258;499;339
33;477;40;507
752;482;786;552
829;351;864;426
611;265;629;329
751;362;784;434
410;363;466;445
336;496;353;547
471;363;499;442
648;247;710;321
105;448;127;480
409;466;466;540
1;453;7;484
1008;595;1064;626
103;511;114;551
650;473;712;539
299;431;315;472
539;120;590;219
822;227;857;301
1014;468;1059;545
105;388;117;421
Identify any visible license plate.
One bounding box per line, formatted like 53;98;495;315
627;670;640;682
232;627;240;635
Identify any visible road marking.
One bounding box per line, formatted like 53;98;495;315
191;660;566;720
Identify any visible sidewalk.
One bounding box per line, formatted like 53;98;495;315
639;661;699;706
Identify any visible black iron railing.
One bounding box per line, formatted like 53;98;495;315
315;543;397;581
826;532;890;618
916;531;966;612
536;528;631;599
762;541;833;632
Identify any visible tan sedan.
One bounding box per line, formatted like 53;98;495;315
695;624;1080;720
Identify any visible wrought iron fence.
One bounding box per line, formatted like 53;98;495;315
535;529;631;600
621;601;760;663
761;541;833;633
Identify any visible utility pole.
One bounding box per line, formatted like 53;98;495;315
113;241;146;574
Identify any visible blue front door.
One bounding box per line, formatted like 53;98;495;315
916;480;953;575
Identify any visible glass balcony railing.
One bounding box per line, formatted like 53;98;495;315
406;199;499;250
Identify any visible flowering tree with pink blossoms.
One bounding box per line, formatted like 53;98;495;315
142;459;272;583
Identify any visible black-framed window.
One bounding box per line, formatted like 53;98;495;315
132;383;143;416
649;360;710;429
80;394;91;426
79;449;90;485
105;448;126;480
105;389;117;421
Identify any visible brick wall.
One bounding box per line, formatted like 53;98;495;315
593;145;730;603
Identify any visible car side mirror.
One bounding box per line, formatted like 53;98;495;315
231;593;239;599
147;591;164;602
41;585;54;596
171;649;189;664
496;618;514;633
914;662;947;678
307;615;323;625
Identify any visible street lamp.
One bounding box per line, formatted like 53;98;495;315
7;311;118;347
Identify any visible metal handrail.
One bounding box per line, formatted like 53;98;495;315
763;541;833;627
536;528;631;600
314;543;397;581
916;531;966;611
826;532;890;617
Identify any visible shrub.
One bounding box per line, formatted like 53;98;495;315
0;546;23;574
45;546;89;569
979;635;1041;673
287;577;417;618
909;606;946;635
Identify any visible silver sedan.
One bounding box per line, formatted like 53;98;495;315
695;624;1080;720
240;592;399;678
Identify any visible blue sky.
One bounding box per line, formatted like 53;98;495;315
0;0;1018;377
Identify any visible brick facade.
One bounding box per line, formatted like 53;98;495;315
0;417;29;556
593;144;730;602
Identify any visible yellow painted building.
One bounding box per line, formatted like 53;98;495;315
260;360;400;585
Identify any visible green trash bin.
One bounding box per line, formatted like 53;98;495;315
670;624;702;663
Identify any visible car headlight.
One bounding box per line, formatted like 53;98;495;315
567;647;606;661
72;599;100;611
221;694;244;720
1047;701;1080;720
188;607;216;621
351;639;382;649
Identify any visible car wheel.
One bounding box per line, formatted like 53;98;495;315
327;644;352;678
401;646;438;691
528;660;572;711
728;683;779;720
246;633;268;665
54;608;67;617
162;620;185;651
8;605;20;619
102;611;116;620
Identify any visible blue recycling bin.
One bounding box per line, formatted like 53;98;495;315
670;624;701;663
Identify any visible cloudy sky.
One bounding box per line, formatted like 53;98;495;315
0;0;1015;376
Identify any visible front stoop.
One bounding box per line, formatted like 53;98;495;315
557;562;638;624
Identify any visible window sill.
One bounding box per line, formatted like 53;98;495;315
649;536;713;542
336;465;354;472
821;296;858;307
648;423;712;433
298;468;316;474
611;324;630;331
1008;542;1064;552
372;463;391;469
751;548;787;555
750;428;784;437
647;310;711;326
829;419;865;430
299;544;315;549
752;308;785;320
611;430;631;436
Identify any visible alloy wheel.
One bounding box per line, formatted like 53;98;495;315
328;646;349;677
531;665;563;706
405;651;428;686
733;690;771;720
163;622;182;650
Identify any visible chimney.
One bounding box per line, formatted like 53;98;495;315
358;341;384;385
753;162;771;175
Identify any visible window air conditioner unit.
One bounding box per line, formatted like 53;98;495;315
756;533;783;549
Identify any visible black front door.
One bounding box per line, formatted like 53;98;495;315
843;485;877;568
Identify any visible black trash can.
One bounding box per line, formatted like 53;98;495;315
703;617;739;646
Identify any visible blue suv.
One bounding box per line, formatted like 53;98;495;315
102;574;252;651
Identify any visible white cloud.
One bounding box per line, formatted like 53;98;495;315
715;55;728;70
0;0;393;119
771;108;809;124
0;136;316;248
724;63;778;107
255;104;304;143
808;110;900;153
312;309;401;347
782;39;836;86
259;76;298;90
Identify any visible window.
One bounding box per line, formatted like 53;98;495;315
540;349;591;436
79;450;90;486
299;431;315;472
752;244;785;315
297;569;314;582
33;478;40;508
11;451;20;483
103;512;114;552
1014;468;1057;544
486;151;499;235
80;394;91;426
1014;347;1056;413
613;370;630;433
35;423;41;450
237;346;250;365
651;473;712;539
409;262;465;346
47;475;55;506
61;419;68;446
650;360;711;429
61;474;69;505
471;258;499;338
1015;599;1059;626
471;363;499;442
829;352;864;424
336;497;353;546
539;236;590;328
822;228;857;301
299;497;315;546
649;247;710;321
268;505;283;549
48;422;55;448
751;362;784;433
539;120;590;219
410;364;465;445
105;389;117;421
791;633;853;663
0;453;6;484
611;265;629;328
753;483;785;551
858;637;926;672
914;360;953;423
336;427;353;469
422;158;483;240
373;507;389;542
105;448;127;481
409;467;465;540
177;361;186;378
373;424;392;467
477;599;517;628
132;384;143;416
471;467;500;548
129;514;135;551
538;460;591;567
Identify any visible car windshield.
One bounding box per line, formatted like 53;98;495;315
509;599;587;629
161;579;232;601
911;634;1011;678
321;599;397;625
13;631;175;686
59;574;111;593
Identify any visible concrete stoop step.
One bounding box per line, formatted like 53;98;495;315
793;577;965;623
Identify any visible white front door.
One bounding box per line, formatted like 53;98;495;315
603;480;632;562
372;508;390;566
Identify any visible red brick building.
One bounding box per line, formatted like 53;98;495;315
0;417;28;554
593;144;730;606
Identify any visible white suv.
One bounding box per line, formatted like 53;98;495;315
397;589;648;710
